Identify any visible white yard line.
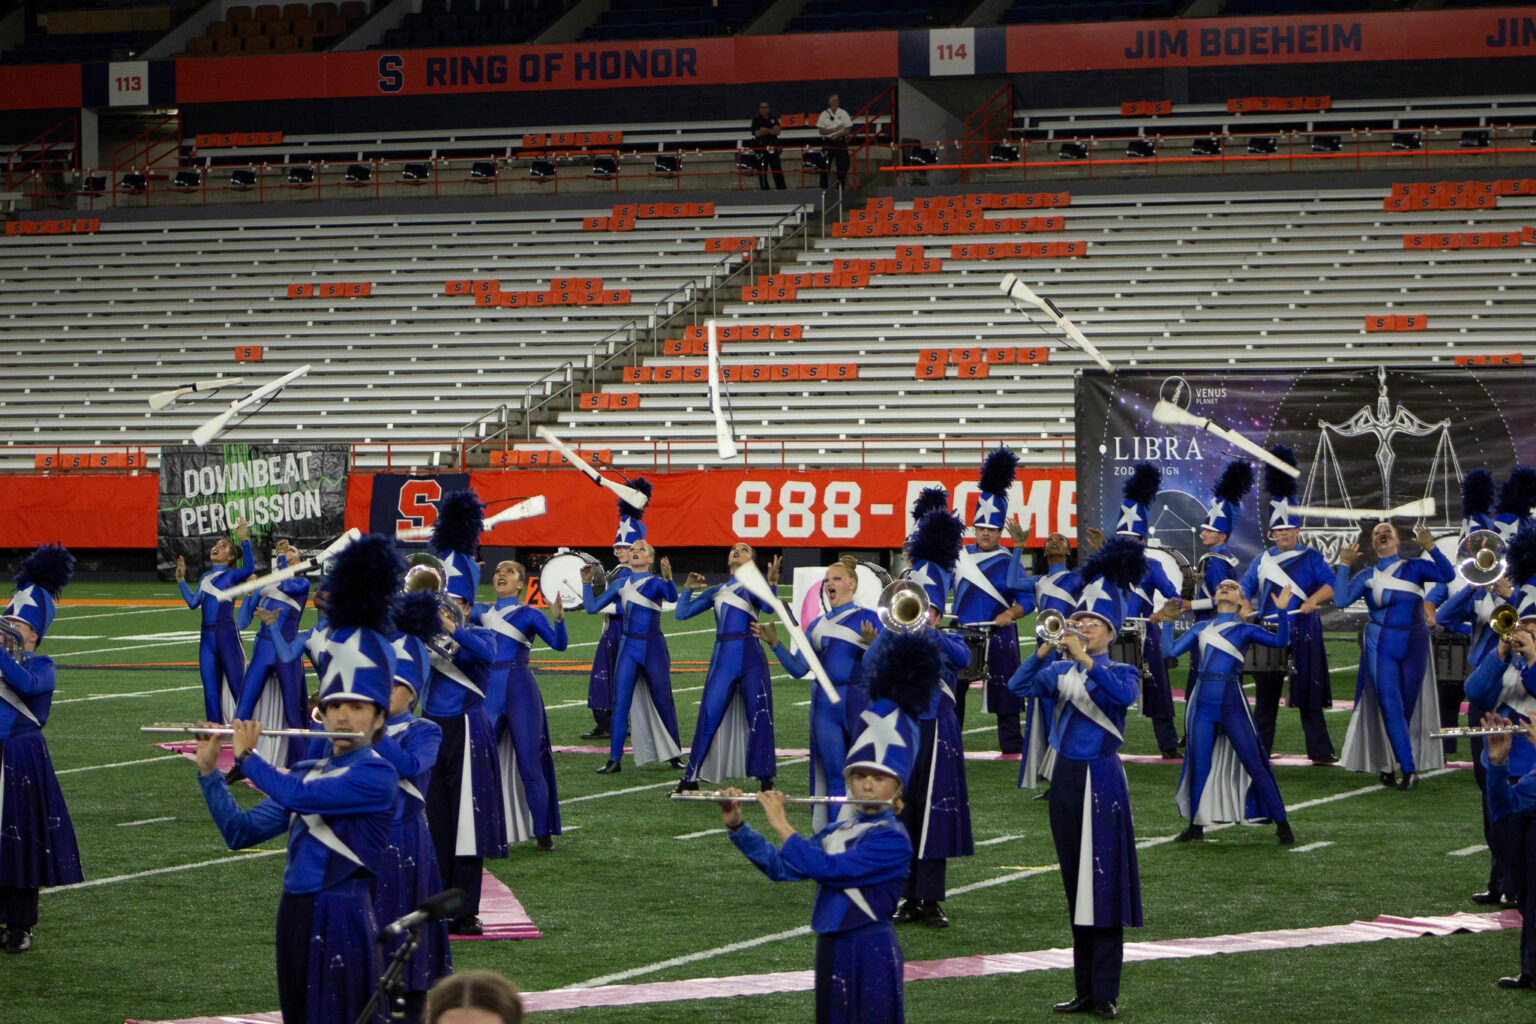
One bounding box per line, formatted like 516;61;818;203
53;684;200;705
1449;844;1489;857
56;606;183;623
674;828;727;841
974;834;1024;848
41;849;285;894
564;926;815;990
50;637;199;659
56;755;184;774
1289;841;1334;854
117;816;176;828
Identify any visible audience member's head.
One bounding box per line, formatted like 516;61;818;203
426;970;524;1024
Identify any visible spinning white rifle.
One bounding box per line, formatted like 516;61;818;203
190;364;312;446
535;426;651;510
705;319;739;460
732;559;839;705
1151;400;1301;479
1287;497;1436;521
998;273;1114;373
147;377;244;412
211;528;361;601
395;495;548;543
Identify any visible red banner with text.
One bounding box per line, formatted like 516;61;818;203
349;468;1077;548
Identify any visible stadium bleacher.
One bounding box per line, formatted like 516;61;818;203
179;0;369;58
998;0;1173;25
373;0;573;50
580;0;764;41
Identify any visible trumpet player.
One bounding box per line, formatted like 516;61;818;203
1164;581;1295;845
1008;526;1081;790
1007;538;1146;1021
1337;520;1454;790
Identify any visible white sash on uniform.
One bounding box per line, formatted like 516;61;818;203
293;761;365;868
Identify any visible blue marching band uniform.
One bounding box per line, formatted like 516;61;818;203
1187;461;1252;697
1010;542;1082;789
1008;539;1144;1018
676;568;777;787
199;536;402;1024
0;544;83;954
234;550;311;766
584;486;650;741
1237;447;1338;763
1115;464;1183;757
181;536;256;722
584;557;683;769
1337;529;1454;786
768;589;881;824
477;592;566;846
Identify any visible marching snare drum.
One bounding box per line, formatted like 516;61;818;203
950;623;995;684
1111;618;1148;670
1243;622;1290;674
1432;631;1471;684
538;550;605;610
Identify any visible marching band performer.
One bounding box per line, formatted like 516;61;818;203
372;587;452;1021
1008;538;1145;1021
1337;520;1454;790
1238;447;1337;764
1187;462;1253;689
757;556;880;826
479;560;566;851
420;490;507;935
887;508;973;929
952;448;1029;753
1476;691;1536;990
1494;466;1536;542
675;544;780;791
1165;580;1295;844
584;484;649;741
0;543;81;955
176;516;255;723
195;535;401;1024
583;539;684;774
1008;526;1082;791
234;538;311;768
716;634;935;1024
1104;463;1184;758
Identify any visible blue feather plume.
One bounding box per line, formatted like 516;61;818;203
863;632;941;720
431;489;485;556
978;447;1018;495
1121;463;1161;505
1212;460;1254;506
15;542;74;598
393;588;441;641
617;477;653;521
1507;522;1536;587
1080;536;1147;589
1497;466;1536;518
908;508;962;571
910;486;950;522
1462;470;1496;520
323;534;404;633
1264;446;1299;501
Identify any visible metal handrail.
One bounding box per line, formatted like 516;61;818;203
455;403;511;466
520;361;576;440
586;320;642;390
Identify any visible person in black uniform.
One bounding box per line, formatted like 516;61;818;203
749;101;786;190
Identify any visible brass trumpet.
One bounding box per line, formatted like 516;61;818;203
0;619;25;657
1035;609;1090;644
404;553;463;659
1492;604;1522;637
878;579;931;634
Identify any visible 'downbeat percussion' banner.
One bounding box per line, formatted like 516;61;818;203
1075;365;1536;571
157;443;350;578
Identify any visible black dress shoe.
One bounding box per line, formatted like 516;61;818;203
449;916;483;937
1052;995;1093;1013
1092;999;1120;1020
1174;824;1204;843
918;900;950;928
580;728;611;740
1498;972;1534;989
892;900;920;925
1397;772;1418;791
1472;890;1501;905
668;757;686;770
1502;894;1520;909
536;835;554;851
3;929;32;954
1159;749;1182;760
596;760;622;774
1276;821;1295;845
674;778;700;793
758;777;775;791
1312;755;1340;766
1378;770;1396;788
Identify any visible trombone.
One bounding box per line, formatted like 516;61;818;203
1035;609;1090;644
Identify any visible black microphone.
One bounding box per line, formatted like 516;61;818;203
378;888;465;943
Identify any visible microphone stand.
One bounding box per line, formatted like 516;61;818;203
354;925;424;1024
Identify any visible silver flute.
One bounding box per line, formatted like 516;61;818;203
1430;725;1529;739
668;791;894;808
141;723;366;740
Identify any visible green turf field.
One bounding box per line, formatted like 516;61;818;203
3;581;1523;1024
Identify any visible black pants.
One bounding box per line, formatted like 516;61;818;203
902;857;947;902
755;149;786;189
820;144;849;188
275;892;315;1024
424;713;485;916
1072;924;1124;1002
0;886;39;930
1252;671;1334;760
1436;679;1463;755
1487;804;1536;977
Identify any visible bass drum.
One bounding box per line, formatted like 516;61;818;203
853;561;893;611
538;550;604;610
1145;544;1194;602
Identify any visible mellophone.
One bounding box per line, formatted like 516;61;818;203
669;791;896;808
141;723;366;740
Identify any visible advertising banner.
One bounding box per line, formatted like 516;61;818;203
157;443;350;577
1074;365;1536;572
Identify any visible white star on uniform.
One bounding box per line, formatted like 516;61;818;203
390;634;419;673
1269;499;1292;528
1117;502;1142;532
1076;577;1111;613
616;519;637;543
1203;498;1224;527
4;585;38;620
907;563;935;589
442;556;464;586
1366;565;1399;607
974;495;999;523
850;707;907;765
321;629;379;692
